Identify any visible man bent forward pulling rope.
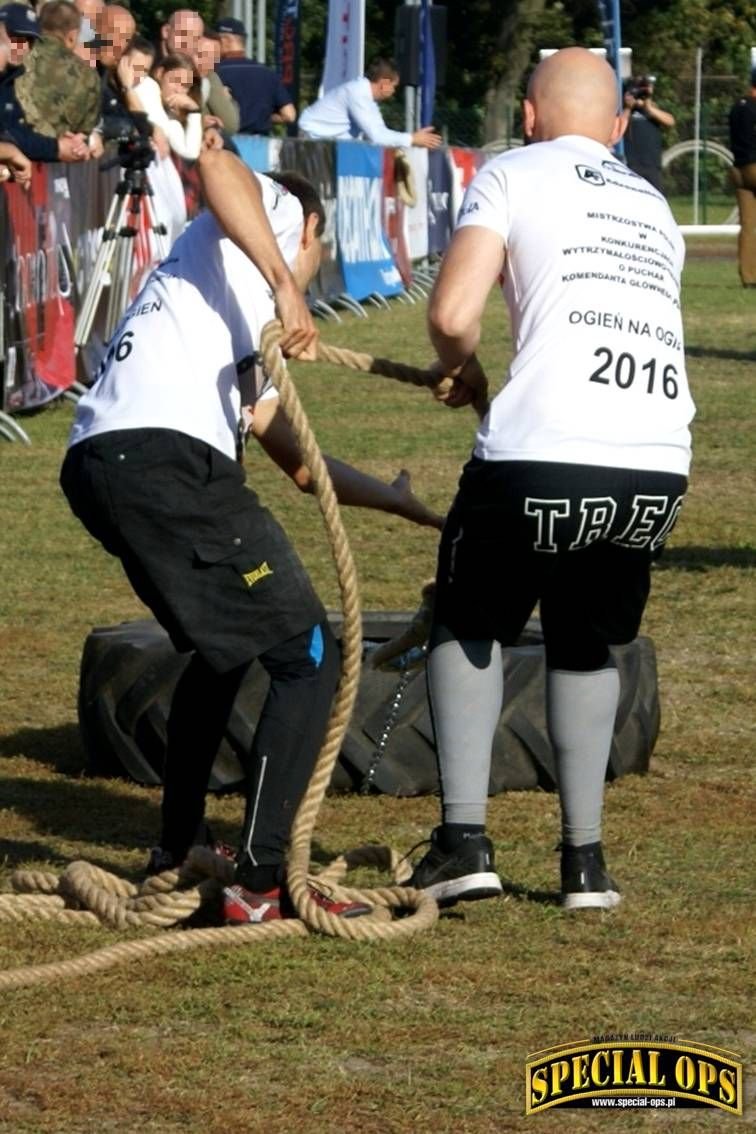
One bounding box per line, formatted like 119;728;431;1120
61;148;443;925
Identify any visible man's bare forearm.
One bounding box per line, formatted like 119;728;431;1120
197;149;316;354
198;148;296;292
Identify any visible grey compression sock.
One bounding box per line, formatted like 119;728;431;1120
546;666;621;847
427;634;503;827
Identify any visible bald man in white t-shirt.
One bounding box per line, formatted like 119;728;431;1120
409;48;695;911
61;149;442;925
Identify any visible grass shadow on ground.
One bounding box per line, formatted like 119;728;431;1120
0;723;86;776
0;837;78;870
499;879;561;906
654;545;756;570
685;344;756;362
0;773;160;852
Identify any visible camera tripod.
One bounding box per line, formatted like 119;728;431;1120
74;163;169;352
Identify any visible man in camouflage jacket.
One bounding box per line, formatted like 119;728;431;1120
15;0;100;137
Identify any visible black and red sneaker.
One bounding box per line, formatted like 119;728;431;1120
223;884;285;923
223;883;372;924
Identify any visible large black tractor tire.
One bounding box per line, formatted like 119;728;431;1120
78;615;659;795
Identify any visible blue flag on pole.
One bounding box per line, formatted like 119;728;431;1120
595;0;623;93
274;0;301;106
420;0;436;127
595;0;624;154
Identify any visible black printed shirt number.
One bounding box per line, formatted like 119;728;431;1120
95;330;135;380
589;347;679;398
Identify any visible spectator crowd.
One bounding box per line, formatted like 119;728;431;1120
0;3;444;190
0;0;296;189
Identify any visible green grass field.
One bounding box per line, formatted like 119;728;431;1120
667;193;738;226
0;241;754;1133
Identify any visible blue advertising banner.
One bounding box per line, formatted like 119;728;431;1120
234;135;277;173
427;148;452;254
335;141;402;300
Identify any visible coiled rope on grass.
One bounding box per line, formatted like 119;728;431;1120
0;322;444;990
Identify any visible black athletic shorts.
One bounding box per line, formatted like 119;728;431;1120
61;429;326;673
433;458;687;660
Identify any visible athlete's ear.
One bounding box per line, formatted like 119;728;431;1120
522;98;536;140
300;210;321;251
609;111;628;146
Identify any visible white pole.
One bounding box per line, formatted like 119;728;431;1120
257;0;266;63
244;0;254;57
692;47;703;226
404;85;413;135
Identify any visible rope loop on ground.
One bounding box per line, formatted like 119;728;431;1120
0;320;439;989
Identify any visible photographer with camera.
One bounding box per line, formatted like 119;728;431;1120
622;74;675;194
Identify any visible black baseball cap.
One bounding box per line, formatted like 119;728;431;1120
0;4;41;39
215;17;246;38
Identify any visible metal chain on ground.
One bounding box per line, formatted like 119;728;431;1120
0;320;440;990
359;651;425;795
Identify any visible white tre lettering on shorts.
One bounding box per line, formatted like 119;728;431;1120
525;493;685;552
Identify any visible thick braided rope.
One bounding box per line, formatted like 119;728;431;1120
313;340;489;419
0;919;311;989
259;321;437;940
0;323;438;989
316;341;451;393
0;836;419;989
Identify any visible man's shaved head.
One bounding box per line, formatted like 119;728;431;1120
98;4;136;68
524;47;623;146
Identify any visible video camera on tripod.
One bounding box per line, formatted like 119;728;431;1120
100;110;156;172
74;110;168;360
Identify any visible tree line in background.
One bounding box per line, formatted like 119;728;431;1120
128;0;755;145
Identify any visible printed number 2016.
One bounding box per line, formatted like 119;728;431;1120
589;347;679;398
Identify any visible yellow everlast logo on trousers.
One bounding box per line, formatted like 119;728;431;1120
243;561;273;587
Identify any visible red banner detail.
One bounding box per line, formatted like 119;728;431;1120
4;166;75;402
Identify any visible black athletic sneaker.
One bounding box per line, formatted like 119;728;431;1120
561;842;621;911
145;847;181;876
408;827;503;906
144;823;235;877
